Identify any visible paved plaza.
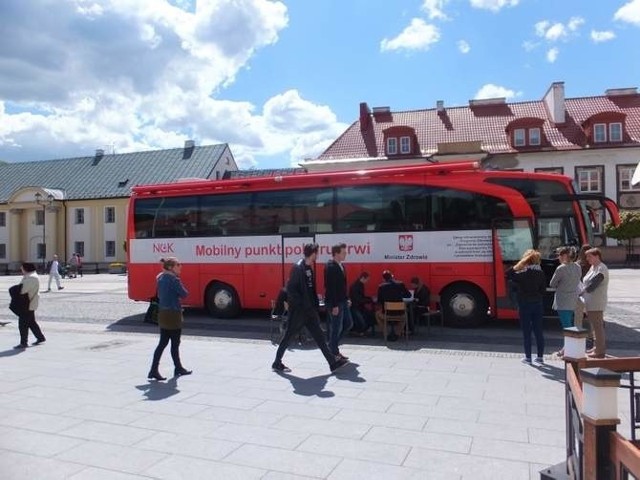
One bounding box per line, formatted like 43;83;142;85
0;270;638;479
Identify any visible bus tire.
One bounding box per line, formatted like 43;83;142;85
205;282;240;318
441;284;488;328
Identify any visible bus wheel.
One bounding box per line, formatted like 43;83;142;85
205;282;240;318
441;284;488;328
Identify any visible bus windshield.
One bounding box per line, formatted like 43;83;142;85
485;177;581;258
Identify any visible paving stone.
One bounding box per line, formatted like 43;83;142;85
255;400;340;420
0;449;84;479
327;458;435;480
223;444;341;478
206;423;310;449
273;416;371;439
528;427;566;447
145;454;265;480
333;408;427;431
470;437;565;465
134;431;240;460
363;426;471;453
296;434;410;465
403;446;531;479
424;417;529;442
0;409;84;433
60;420;155;446
261;472;316;480
129;412;224;436
387;402;480;422
64;405;151;426
55;441;168;474
69;467;152;479
183;392;265;410
0;425;84;457
194;406;284;427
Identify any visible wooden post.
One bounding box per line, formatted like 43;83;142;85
581;367;621;480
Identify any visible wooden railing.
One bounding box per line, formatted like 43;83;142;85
553;354;640;480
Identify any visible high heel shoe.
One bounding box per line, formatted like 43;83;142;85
147;370;166;381
174;367;192;377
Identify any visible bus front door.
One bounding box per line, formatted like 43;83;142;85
280;235;316;288
492;218;535;319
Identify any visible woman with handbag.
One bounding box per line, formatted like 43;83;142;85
148;257;192;380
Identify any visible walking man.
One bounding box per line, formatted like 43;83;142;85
272;243;348;374
46;254;64;292
325;243;353;360
14;262;46;349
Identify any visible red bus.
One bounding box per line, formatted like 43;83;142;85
127;161;620;327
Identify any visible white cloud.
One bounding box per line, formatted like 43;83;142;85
469;0;519;12
522;40;539;51
535;16;584;41
546;47;559;63
0;0;346;168
380;19;441;53
457;40;471;53
421;0;450;20
614;0;640;25
474;83;520;100
591;30;616;42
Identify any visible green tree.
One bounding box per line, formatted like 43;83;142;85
604;210;640;257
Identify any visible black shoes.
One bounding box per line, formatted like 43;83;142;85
271;361;291;373
337;353;349;361
32;339;46;346
330;358;349;373
174;368;192;377
13;344;27;350
147;370;166;381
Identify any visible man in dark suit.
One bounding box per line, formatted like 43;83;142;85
324;243;353;360
376;270;411;341
272;243;348;374
349;272;375;335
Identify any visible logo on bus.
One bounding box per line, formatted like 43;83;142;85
398;235;413;252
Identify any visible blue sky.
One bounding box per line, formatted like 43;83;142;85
0;0;639;169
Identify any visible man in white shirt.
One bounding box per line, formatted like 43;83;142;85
46;254;64;292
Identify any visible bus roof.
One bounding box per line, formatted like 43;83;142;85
131;160;573;197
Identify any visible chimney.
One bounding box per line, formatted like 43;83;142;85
359;102;371;130
436;100;444;112
543;81;565;124
605;87;638;97
92;148;104;166
183;139;195;159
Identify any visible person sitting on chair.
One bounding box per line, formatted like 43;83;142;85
409;277;430;333
349;272;375;336
375;270;411;342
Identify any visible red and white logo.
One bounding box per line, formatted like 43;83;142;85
398;234;413;252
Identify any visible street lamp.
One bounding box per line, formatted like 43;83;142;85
34;192;54;272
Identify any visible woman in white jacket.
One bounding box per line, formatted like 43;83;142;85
15;262;46;349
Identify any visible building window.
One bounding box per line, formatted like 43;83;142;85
513;129;526;147
609;122;623;142
105;207;115;224
577;167;603;193
74;241;85;257
529;128;541;146
0;212;5;227
75;208;85;225
35;209;44;226
593;123;607;143
105;241;116;258
618;165;640;192
400;136;411;154
37;243;46;260
386;137;397;155
0;243;5;259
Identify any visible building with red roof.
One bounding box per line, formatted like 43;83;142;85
308;82;640;248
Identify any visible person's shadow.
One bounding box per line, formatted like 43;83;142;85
276;371;334;398
276;362;367;397
0;347;26;358
135;376;180;401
